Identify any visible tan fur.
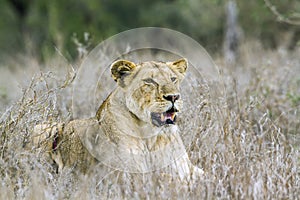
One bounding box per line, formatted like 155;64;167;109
32;59;203;180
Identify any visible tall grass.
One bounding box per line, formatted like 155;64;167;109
0;44;299;199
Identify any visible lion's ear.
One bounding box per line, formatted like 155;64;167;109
111;60;136;82
170;58;188;74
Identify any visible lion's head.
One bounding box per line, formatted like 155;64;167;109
111;59;187;127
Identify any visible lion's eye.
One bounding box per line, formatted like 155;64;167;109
143;78;157;85
171;77;177;83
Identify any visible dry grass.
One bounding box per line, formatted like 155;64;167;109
0;43;299;199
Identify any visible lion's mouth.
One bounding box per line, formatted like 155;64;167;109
151;107;178;127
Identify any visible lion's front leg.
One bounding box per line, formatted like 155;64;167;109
171;152;204;181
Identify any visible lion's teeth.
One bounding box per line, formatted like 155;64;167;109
171;113;175;120
161;113;165;121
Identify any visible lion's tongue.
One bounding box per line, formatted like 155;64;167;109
161;112;175;122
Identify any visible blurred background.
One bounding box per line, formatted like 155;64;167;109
0;0;299;63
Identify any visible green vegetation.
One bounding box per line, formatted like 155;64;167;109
1;0;299;61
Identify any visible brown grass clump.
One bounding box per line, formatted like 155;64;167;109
0;45;299;199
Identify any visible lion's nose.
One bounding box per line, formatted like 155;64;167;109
163;94;180;102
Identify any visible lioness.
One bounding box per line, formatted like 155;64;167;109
33;58;203;181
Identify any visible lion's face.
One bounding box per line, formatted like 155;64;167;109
111;59;187;127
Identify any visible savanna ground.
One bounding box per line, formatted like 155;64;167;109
0;41;299;199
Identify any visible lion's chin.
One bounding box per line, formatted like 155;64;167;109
151;107;178;127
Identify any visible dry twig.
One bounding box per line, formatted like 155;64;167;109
264;0;300;25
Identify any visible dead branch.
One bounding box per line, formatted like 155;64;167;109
264;0;300;25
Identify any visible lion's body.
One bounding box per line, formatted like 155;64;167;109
32;59;203;180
